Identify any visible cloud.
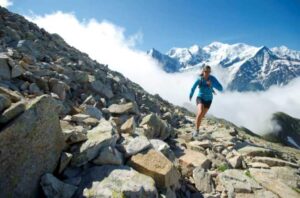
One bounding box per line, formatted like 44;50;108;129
0;0;13;7
26;11;300;135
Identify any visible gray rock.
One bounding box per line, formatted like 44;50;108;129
140;113;173;140
0;95;65;197
108;102;139;115
90;80;114;99
150;139;175;161
0;93;11;112
82;105;102;120
125;135;151;157
251;156;299;168
49;78;69;100
93;146;124;165
120;116;136;134
0;53;11;80
58;152;73;174
76;165;158;198
29;83;42;95
193;167;214;193
0;101;26;124
40;173;77;198
216;169;262;197
71;119;119;166
0;87;22;102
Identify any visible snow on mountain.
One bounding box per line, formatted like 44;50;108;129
272;46;300;60
148;42;300;92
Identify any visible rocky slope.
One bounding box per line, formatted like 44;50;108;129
148;42;300;92
1;6;300;198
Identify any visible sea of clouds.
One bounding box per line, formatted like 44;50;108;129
26;11;300;135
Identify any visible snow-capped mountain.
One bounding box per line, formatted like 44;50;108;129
148;42;300;91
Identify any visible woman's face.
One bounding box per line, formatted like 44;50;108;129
203;69;211;78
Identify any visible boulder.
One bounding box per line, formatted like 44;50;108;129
82;105;102;120
0;53;11;79
108;102;139;115
71;119;119;166
0;93;11;112
58;152;73;174
76;165;158;198
125;135;151;157
0;95;65;197
0;101;26;124
120;116;136;134
251;157;299;168
93;146;124;165
216;169;262;197
128;149;180;189
49;78;69;100
193;167;214;193
40;173;77;198
0;87;22;102
179;149;212;172
139;113;173;140
90;80;114;99
250;168;300;198
150;139;175;161
237;146;276;157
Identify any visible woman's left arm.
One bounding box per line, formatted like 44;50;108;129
211;76;223;92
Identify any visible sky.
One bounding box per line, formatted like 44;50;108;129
1;0;300;135
3;0;300;52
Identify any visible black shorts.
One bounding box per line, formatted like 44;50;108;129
196;97;212;108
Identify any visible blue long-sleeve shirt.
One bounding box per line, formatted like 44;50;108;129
190;75;223;101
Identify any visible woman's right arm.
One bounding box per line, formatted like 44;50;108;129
189;78;200;100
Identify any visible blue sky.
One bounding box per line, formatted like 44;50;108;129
7;0;300;52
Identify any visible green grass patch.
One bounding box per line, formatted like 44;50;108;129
217;164;229;172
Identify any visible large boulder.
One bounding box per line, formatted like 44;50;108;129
71;118;119;166
139;113;173;140
76;165;158;198
0;95;65;197
127;149;180;189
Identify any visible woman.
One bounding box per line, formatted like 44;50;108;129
189;65;223;136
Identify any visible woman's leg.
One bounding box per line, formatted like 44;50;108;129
196;103;204;130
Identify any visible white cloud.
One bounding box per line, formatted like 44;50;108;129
26;11;300;135
0;0;13;8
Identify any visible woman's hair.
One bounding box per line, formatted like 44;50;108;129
200;65;211;76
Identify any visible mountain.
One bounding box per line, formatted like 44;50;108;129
148;42;300;92
263;112;300;149
1;6;300;198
